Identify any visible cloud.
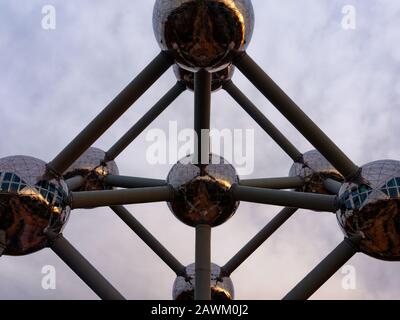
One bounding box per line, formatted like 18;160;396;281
0;0;400;299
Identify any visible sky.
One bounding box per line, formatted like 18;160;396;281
0;0;400;300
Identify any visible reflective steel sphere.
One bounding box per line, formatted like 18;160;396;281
337;160;400;261
0;156;70;256
289;150;344;194
173;263;234;300
167;154;239;227
153;0;254;72
63;147;119;192
173;64;235;91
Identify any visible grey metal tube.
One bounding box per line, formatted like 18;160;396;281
195;225;211;300
47;51;173;176
70;186;174;209
65;175;85;191
194;70;211;165
232;185;338;212
224;80;303;162
234;52;360;181
49;234;125;300
239;177;304;190
324;178;343;194
283;237;360;300
106;81;186;160
110;206;186;277
222;207;298;276
104;175;167;188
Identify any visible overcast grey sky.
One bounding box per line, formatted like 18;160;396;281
0;0;400;300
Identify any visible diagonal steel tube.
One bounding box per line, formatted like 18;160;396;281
195;224;211;300
106;81;186;160
232;185;338;212
49;234;125;300
222;207;298;276
104;175;167;188
70;186;174;209
283;237;360;300
234;52;360;181
239;177;304;189
110;206;186;277
224;80;303;162
47;51;173;176
194;70;211;165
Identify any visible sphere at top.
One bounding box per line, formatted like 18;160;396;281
63;147;119;192
337;160;400;261
173;263;234;300
167;154;239;227
289;150;344;194
0;156;70;256
153;0;255;72
173;64;235;92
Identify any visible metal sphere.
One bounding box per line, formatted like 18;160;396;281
167;154;239;227
63;147;119;192
337;160;400;261
289;150;343;194
173;64;235;92
153;0;255;72
0;156;70;256
173;263;234;300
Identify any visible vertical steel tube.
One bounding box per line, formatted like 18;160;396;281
283;237;360;300
224;80;303;162
47;51;173;176
106;81;186;160
50;234;125;300
222;208;298;276
195;224;211;300
234;52;360;181
194;70;211;165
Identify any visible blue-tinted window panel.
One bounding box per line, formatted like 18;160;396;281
389;188;398;198
360;193;368;203
10;183;19;192
3;173;12;181
353;196;361;209
12;175;20;183
1;182;10;191
388;179;396;187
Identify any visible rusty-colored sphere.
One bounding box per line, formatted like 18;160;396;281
167;154;239;227
0;156;70;256
337;160;400;261
153;0;254;72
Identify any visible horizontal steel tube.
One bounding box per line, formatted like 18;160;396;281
110;206;186;276
65;175;85;191
232;185;338;212
104;175;167;188
50;234;125;300
70;186;174;209
222;207;298;276
224;80;303;162
324;178;343;194
106;81;186;160
234;52;359;181
283;237;360;300
47;51;173;176
239;177;304;189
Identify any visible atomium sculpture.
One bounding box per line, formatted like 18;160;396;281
1;0;399;300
